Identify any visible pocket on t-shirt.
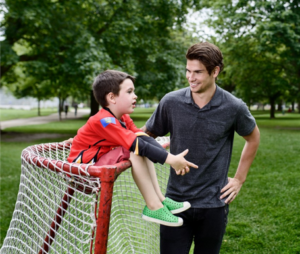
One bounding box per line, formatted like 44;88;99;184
199;120;227;142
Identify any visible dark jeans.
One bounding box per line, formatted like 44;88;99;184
160;205;229;254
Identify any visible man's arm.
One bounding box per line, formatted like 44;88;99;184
220;125;260;204
140;125;158;139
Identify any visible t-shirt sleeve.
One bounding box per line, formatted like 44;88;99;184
234;101;256;136
145;97;169;137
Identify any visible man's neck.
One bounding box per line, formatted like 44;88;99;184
191;84;216;109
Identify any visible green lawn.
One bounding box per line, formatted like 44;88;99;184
0;108;58;121
1;109;300;253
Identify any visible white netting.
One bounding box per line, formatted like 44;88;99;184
107;137;170;254
1;137;170;254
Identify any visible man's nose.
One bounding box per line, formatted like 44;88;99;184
188;73;195;81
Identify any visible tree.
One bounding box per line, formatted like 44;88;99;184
1;0;197;118
199;0;300;117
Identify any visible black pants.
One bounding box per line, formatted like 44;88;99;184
160;206;229;254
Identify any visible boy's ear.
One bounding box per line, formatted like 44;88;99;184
106;92;116;104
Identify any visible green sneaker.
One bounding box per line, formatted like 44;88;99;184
142;205;183;227
162;197;191;214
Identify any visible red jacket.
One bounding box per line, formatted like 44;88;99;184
67;108;142;164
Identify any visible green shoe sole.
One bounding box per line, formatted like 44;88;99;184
162;197;191;214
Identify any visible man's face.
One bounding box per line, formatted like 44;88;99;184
186;59;218;94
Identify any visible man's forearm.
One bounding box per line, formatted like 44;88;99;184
234;126;260;183
141;125;158;139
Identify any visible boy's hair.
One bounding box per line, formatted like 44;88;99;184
92;70;135;108
186;42;224;76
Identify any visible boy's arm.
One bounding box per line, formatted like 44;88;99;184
131;135;198;175
130;135;168;164
64;138;74;144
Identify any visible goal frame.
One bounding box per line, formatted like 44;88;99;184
5;139;170;254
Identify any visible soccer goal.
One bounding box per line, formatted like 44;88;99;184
0;137;170;254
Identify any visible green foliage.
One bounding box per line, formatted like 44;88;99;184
199;0;300;117
1;0;197;104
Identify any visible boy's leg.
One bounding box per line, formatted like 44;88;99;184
144;158;165;201
130;153;163;210
144;158;191;214
130;153;183;227
94;146;130;166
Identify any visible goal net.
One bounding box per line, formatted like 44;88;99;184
0;137;170;254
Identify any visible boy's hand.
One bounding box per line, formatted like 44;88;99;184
165;149;198;176
64;138;74;144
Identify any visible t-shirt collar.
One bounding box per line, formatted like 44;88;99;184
183;85;222;108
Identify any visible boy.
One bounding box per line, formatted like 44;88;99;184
67;70;198;227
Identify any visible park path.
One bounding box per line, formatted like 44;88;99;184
0;109;90;130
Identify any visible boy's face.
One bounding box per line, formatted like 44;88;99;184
186;59;218;94
114;78;137;116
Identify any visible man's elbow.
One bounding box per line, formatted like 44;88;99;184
141;125;158;139
244;125;260;145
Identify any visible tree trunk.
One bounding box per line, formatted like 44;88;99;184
38;99;41;116
58;97;63;121
90;90;99;116
277;100;282;111
270;97;276;119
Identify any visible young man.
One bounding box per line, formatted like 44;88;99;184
68;70;198;227
142;42;260;253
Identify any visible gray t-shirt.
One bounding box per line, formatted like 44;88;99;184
146;86;256;208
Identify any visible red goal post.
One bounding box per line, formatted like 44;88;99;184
0;137;170;254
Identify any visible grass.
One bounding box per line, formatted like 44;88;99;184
0;108;58;121
2;109;150;134
1;109;300;253
220;128;300;253
253;111;300;129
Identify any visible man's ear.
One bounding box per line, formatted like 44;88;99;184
106;92;116;104
213;66;220;77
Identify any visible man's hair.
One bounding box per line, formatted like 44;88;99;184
92;70;135;108
185;42;224;76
